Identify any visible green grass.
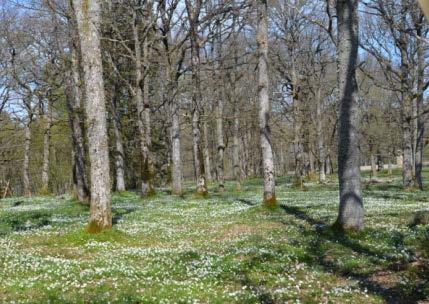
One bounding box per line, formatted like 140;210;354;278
0;172;428;303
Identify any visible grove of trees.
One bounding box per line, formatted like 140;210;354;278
0;0;428;232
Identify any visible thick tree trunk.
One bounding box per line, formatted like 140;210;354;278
73;0;112;232
398;7;414;190
23;118;31;197
41;100;52;193
110;88;126;192
257;0;276;205
335;0;363;230
202;117;212;182
65;32;90;203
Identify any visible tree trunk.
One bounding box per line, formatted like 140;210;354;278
202;116;212;182
41;99;52;194
316;87;326;183
110;87;126;192
65;32;90;203
370;151;377;179
186;1;207;196
132;9;155;197
233;102;241;191
402;106;414;189
257;0;276;205
398;6;413;190
170;99;182;195
335;0;363;230
73;0;112;232
293;96;304;188
216;96;225;193
192;108;207;195
415;19;425;190
23;118;32;197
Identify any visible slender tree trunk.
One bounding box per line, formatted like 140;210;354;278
415;21;425;190
110;87;126;192
402;103;414;189
23;117;32;197
293;96;304;187
233;102;241;191
216;96;225;192
41;99;52;193
170;98;182;195
202;116;212;182
326;153;332;175
316;87;326;183
192;108;207;195
132;9;155;197
142;35;155;196
257;0;276;205
335;0;363;230
186;0;207;196
65;32;90;203
73;0;112;232
370;152;377;179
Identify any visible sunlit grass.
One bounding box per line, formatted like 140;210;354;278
0;172;428;303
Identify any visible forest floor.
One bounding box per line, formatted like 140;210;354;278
0;170;429;303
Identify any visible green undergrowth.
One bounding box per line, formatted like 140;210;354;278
1;172;429;303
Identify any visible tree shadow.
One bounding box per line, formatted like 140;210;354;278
112;207;137;225
279;205;428;304
0;210;52;236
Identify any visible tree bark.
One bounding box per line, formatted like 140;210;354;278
202;116;212;182
65;44;90;203
233;102;241;191
110;87;126;192
192;107;207;195
216;96;225;193
23;116;32;197
316;87;326;183
335;0;363;230
414;14;425;190
73;0;112;231
370;152;377;179
170;98;182;195
185;0;207;196
41;99;52;193
257;0;276;205
132;8;155;197
293;93;304;188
